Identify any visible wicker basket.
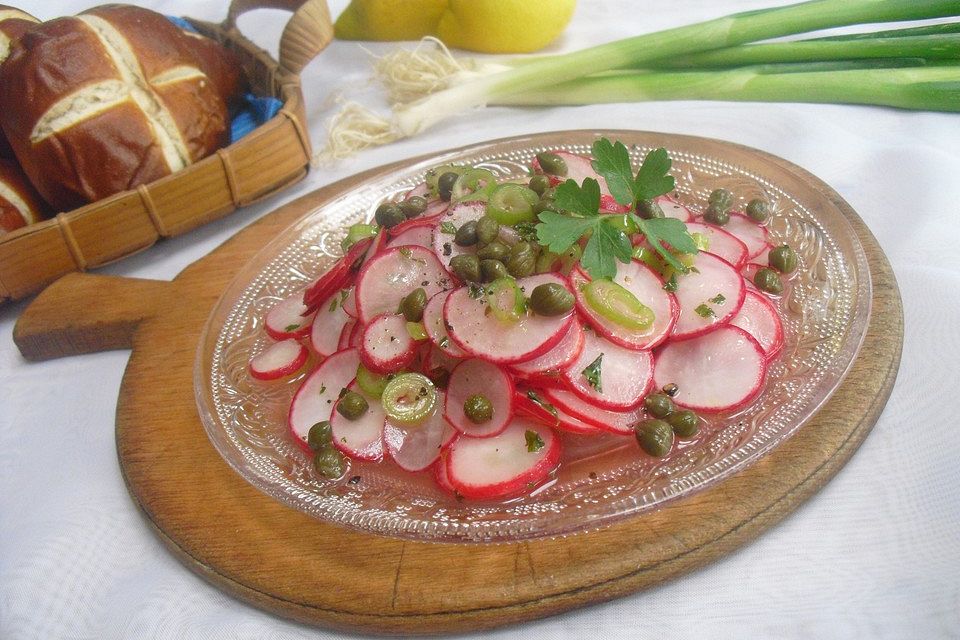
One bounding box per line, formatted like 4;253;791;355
0;0;333;304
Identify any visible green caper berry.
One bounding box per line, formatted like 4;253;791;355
463;394;494;424
454;220;478;247
636;199;665;220
533;200;556;215
399;195;428;219
644;393;675;419
667;410;699;439
528;282;574;316
506;250;535;278
307;421;332;451
708;188;734;213
480;258;509;282
635;419;674;457
437;172;459;201
426;366;450;389
477;240;509;262
703;205;730;226
450;254;481;283
754;267;784;295
745;198;770;222
529;174;551;196
475;216;500;245
536;152;568;177
336;391;369;420
374;202;405;229
662;383;679;397
313;448;345;479
400;287;427;322
768;244;798;274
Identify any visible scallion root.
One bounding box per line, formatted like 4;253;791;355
316;102;403;164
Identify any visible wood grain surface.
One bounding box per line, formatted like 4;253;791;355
13;132;903;635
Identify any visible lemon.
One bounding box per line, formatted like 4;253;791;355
436;0;576;53
335;0;447;41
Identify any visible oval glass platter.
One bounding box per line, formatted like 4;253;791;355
195;130;871;543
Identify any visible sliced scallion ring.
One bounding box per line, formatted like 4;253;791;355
381;373;437;426
452;168;497;202
582;279;655;332
486;183;538;225
485;277;527;323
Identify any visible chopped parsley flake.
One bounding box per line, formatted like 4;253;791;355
582;353;604;392
709;293;726;305
440;221;457;235
525;430;545;453
695;304;716;318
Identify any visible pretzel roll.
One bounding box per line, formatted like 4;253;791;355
0;4;229;210
177;25;247;109
0;5;40;158
0;158;47;233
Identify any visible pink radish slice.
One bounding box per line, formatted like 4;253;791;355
360;313;418;374
423;199;448;219
445;418;560;500
288;348;361;453
384;393;456;471
423;290;467;358
653;325;767;413
730;289;785;360
403;182;429;199
311;290;352;357
433;453;456;493
355;245;451;324
265;294;316;340
249;339;308;380
671;251;746;340
387;224;434;250
562;330;653;410
752;243;773;267
599;195;630;213
342;287;357;318
303;236;372;312
514;388;561;427
511;319;584;377
542;388;640;435
445;359;515;437
655;195;694;221
570;261;678;350
349;321;363;348
423;346;462;377
444;273;574;364
685;222;749;270
388;215;435;239
553;404;605;435
431;201;485;272
721;213;769;259
330;381;385;461
533;151;612;197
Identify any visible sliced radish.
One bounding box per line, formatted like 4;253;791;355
330;381;385;461
403;182;430;199
511;319;584;377
348;320;363;348
384;393;456;472
387;223;434;250
655;195;694;221
310;290;352;357
265;293;316;340
337;320;356;351
562;330;653;410
721;213;769;259
288;348;361;453
671;251;746;340
730;289;785;360
513;388;560;427
303;236;372;312
542;387;640;435
248;339;308;381
553;403;606;435
431;201;485;272
752;243;773;267
360;313;418;374
571;261;677;350
599;195;630;213
445;359;515;437
388;214;435;240
445;418;560;500
433;453;456;493
444;273;574;364
423;290;467;358
355;245;451;324
685;222;749;270
653;325;767;413
342;287;358;318
533;151;612;197
423;346;462;378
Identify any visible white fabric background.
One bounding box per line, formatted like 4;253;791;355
2;1;959;638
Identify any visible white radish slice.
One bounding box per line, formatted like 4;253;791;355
288;348;361;453
444;273;574;364
433;453;456;493
403;182;430;199
355;245;451;324
423;199;448;218
653;325;767;413
348;321;363;348
542;387;640;435
337;320;355;351
730;289;785;360
330;381;386;461
445;418;560;500
571;261;678;350
655;195;694;221
423;346;462;377
311;290;352;357
445;359;515;437
534;151;612;197
360;313;418;374
562;330;653;410
265;293;316;340
553;404;605;435
752;243;773;266
722;213;769;259
248;339;307;381
358;228;389;271
384;393;456;472
431;201;485;272
511;319;585;377
671;251;746;340
423;290;467;358
342;287;358;318
686;221;749;270
387;224;434;250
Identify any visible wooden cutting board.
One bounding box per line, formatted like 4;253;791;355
13;132;903;635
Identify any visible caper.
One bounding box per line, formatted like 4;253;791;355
313;448;345;479
768;244;798;274
667;410;699;439
754;267;784;295
463;394;494;424
662;383;679;397
426;366;450;389
480;258;509;282
703;205;729;226
437;171;459;201
708;188;734;213
533;200;556;215
636;199;665;219
535;250;560;274
475;216;500;245
745;198;770;222
477;240;509;262
336;390;368;420
528;282;575;316
635;419;674;457
400;287;427;322
536;152;568;177
506;242;536;277
454;220;479;246
374;202;405;228
307;420;332;451
529;174;551;196
450;254;481;283
644;393;674;419
399;195;428;219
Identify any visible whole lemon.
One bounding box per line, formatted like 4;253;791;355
335;0;447;41
437;0;576;53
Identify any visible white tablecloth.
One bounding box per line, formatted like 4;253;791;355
2;1;959;637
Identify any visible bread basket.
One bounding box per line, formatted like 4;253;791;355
0;0;332;304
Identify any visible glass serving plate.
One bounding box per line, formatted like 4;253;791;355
195;131;871;543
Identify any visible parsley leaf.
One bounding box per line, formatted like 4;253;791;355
554;178;601;216
582;353;604;392
591;139;634;206
633;148;675;202
525;429;545;453
631;217;700;272
536;211;594;254
582;221;632;280
663;273;678;292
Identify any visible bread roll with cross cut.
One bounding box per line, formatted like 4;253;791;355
0;5;40;159
0;4;231;211
0;158;48;233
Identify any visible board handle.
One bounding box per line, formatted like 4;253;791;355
224;0;334;77
14;273;174;361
